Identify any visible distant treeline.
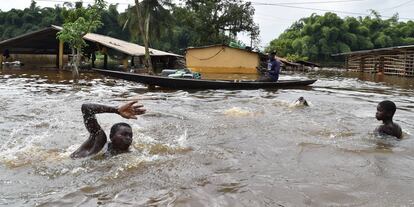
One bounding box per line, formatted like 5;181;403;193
266;11;414;63
0;0;259;54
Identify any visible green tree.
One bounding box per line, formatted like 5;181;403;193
0;1;64;40
266;11;414;63
180;0;259;47
119;0;172;73
0;0;260;58
57;0;106;83
97;4;129;40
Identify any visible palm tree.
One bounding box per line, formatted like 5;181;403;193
120;0;172;74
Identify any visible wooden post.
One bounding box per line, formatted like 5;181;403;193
360;56;365;72
379;56;384;74
0;54;3;70
91;52;96;68
345;56;348;70
56;40;63;70
404;51;407;76
104;54;108;69
56;42;59;69
123;57;128;71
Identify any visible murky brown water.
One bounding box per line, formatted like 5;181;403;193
0;68;413;206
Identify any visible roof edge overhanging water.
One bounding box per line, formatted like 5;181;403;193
331;45;414;56
0;25;182;58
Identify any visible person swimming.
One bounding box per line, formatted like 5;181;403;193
287;96;310;108
294;96;309;107
70;101;146;159
375;100;402;139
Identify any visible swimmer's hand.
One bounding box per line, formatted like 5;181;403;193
118;101;146;119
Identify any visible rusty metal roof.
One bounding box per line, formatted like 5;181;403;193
186;44;259;55
332;45;414;56
53;25;181;57
0;25;181;57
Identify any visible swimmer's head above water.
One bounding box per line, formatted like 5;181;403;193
375;100;402;139
110;122;133;151
295;96;309;106
376;100;396;121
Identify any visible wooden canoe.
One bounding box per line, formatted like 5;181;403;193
94;69;317;90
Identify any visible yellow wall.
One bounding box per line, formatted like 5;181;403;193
186;46;259;74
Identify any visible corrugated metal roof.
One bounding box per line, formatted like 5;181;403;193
275;56;301;66
0;25;181;57
187;44;259;55
332;44;414;56
51;25;181;57
295;60;320;67
0;27;53;46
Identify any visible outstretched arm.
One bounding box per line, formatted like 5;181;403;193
70;101;146;158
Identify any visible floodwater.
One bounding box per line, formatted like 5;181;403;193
0;69;413;207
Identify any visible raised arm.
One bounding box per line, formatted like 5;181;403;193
81;103;119;134
70;101;145;158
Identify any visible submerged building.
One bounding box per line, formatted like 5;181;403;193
186;45;264;74
186;45;316;74
0;25;182;72
333;45;414;76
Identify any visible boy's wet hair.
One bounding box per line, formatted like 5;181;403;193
110;122;132;139
379;100;396;115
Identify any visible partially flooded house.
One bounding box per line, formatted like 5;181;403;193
186;45;262;74
0;25;182;72
185;45;316;74
333;45;414;76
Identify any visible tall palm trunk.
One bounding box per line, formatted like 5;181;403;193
134;0;154;74
144;13;154;73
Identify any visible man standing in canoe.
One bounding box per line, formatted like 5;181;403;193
257;51;281;82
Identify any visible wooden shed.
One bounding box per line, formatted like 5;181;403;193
332;45;414;76
186;45;261;74
0;25;182;71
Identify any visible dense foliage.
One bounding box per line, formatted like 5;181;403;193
119;0;259;53
266;11;414;63
169;0;259;50
0;0;258;54
0;1;64;39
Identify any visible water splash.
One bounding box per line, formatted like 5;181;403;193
223;107;254;117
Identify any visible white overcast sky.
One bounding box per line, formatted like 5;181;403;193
1;0;414;48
